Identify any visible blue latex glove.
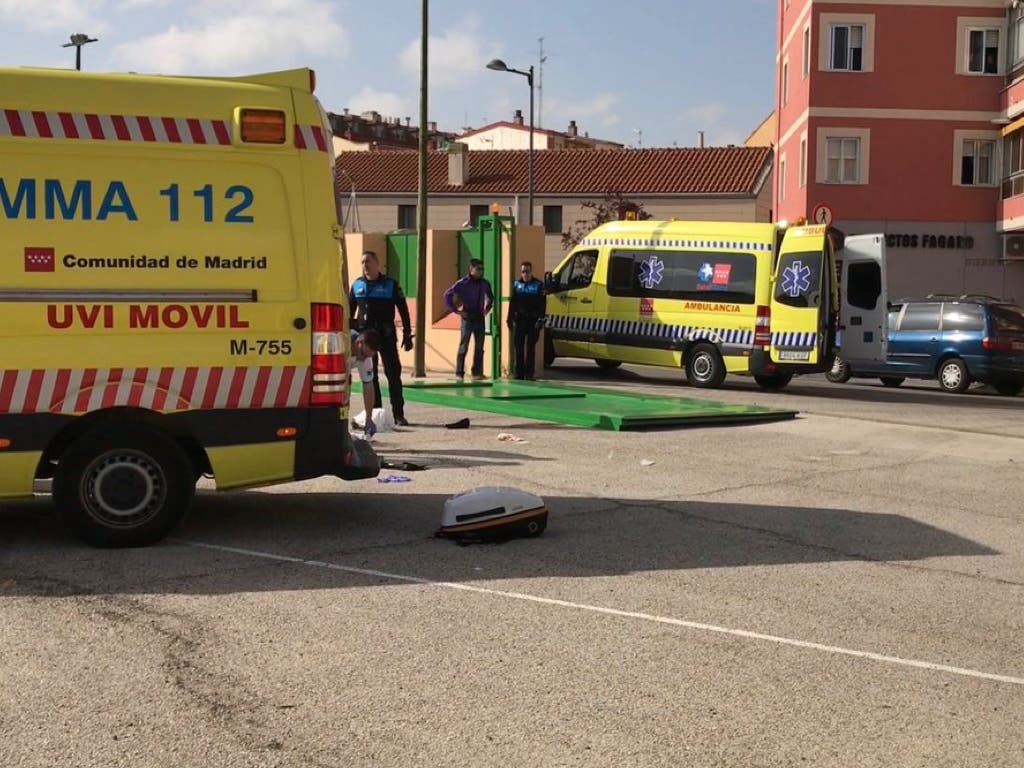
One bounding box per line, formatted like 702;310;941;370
365;421;377;438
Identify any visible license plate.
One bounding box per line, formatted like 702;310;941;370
777;350;810;361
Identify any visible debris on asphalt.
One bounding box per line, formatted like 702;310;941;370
377;475;412;483
496;432;528;443
380;459;427;471
445;417;471;429
639;459;656;467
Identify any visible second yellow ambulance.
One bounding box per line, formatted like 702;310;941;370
545;219;840;389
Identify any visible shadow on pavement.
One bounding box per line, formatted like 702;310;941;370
0;488;997;598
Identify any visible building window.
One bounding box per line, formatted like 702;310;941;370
967;28;1000;74
397;204;416;229
799;136;807;187
542;205;563;234
1011;8;1024;72
782;60;789;106
469;204;489;226
802;26;811;77
959;138;996;186
778;157;786;201
829;24;864;71
826;138;860;183
1002;130;1024;198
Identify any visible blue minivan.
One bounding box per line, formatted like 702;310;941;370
829;295;1024;395
828;234;1024;395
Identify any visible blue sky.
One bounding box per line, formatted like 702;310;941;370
0;0;776;148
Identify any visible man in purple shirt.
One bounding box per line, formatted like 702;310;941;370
443;259;494;380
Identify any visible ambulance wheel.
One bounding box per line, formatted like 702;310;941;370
543;332;556;368
754;373;793;390
54;425;195;548
826;357;852;384
594;359;622;370
685;343;726;388
879;377;905;388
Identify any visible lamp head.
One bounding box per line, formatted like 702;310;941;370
486;59;509;72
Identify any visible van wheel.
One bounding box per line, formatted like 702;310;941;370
937;358;970;394
54;425;195;548
686;343;726;388
995;381;1023;397
826;357;852;384
754;373;793;390
879;377;905;388
594;359;622;370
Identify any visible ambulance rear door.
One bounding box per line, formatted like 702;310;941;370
837;234;888;364
769;225;832;366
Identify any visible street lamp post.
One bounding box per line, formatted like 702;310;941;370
486;58;534;225
62;33;98;71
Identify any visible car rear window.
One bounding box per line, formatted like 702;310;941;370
897;302;940;331
990;304;1024;334
942;303;985;331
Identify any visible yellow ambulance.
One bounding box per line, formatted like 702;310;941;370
0;66;377;547
544;219;840;388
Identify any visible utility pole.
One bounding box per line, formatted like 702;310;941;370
414;0;428;378
538;37;547;129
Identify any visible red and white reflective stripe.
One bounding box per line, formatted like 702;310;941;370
293;124;328;152
0;109;232;145
0;366;315;414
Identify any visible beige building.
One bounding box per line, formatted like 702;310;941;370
458;111;622;151
335;145;775;271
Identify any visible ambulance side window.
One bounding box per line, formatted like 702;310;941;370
556;250;598;291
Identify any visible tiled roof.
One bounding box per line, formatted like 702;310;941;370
335;146;773;196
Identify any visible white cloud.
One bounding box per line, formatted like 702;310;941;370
0;0;109;34
345;87;410;120
400;25;495;89
544;92;623;133
685;102;727;125
110;0;346;74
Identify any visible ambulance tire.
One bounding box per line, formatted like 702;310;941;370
754;373;793;390
685;343;726;388
594;359;622;370
543;332;556;368
54;425;195;548
879;377;905;388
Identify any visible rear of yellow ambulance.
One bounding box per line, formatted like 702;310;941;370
748;224;839;385
0;66;377;547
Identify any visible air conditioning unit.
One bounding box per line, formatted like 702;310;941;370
1003;234;1024;262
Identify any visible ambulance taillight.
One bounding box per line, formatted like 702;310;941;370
310;303;347;407
754;305;771;347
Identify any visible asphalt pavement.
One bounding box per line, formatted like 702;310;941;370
1;365;1022;767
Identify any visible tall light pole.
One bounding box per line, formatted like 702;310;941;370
486;58;534;225
62;33;98;71
414;0;428;378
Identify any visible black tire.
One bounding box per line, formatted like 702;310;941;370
826;357;852;384
754;373;793;390
594;359;622;370
879;377;905;388
543;332;555;368
937;358;970;394
54;425;195;548
685;343;726;388
994;381;1023;397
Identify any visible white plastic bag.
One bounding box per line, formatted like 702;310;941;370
352;407;395;433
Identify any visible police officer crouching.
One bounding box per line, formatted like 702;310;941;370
349;250;413;426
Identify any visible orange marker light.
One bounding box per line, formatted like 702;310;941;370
276;427;297;438
240;109;286;144
0;439;10;449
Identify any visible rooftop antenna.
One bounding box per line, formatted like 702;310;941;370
633;128;642;148
538;36;547;129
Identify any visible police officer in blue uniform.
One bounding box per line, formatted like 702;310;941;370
508;260;546;380
349;250;413;426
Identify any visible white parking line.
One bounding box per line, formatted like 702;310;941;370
180;539;1024;687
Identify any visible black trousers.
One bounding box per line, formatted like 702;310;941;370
371;331;405;418
512;320;540;379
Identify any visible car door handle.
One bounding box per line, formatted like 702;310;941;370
580;297;593;304
930;336;938;341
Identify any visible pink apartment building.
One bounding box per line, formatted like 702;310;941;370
774;0;1024;300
